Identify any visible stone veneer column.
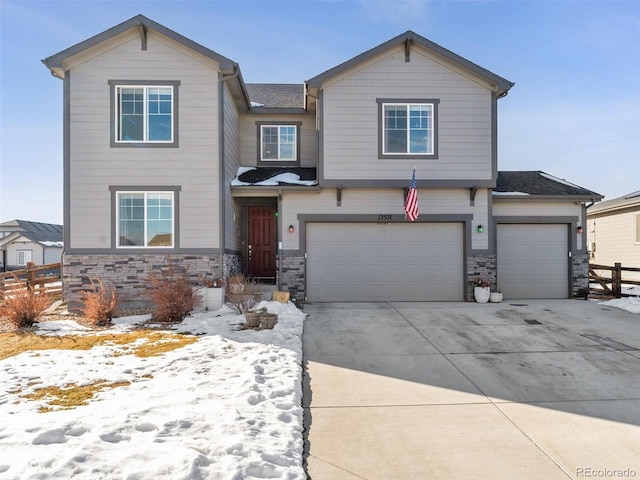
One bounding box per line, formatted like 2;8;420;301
466;253;497;301
571;252;589;297
278;253;305;305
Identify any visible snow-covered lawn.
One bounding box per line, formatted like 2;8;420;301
0;301;306;480
600;296;640;314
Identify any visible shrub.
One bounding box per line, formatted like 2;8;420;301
0;288;52;329
146;261;202;323
80;277;119;327
225;274;261;313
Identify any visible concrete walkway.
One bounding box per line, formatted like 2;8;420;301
302;300;640;480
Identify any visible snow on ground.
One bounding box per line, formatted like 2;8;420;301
601;296;640;314
0;301;306;480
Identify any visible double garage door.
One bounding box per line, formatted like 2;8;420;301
497;224;569;299
306;222;464;302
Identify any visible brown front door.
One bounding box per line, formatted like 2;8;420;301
247;206;276;278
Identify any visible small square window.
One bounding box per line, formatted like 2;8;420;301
377;99;439;159
116;191;174;248
257;123;300;164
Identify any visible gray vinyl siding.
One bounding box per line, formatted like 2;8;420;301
320;45;493;181
223;83;243;252
66;30;221;250
281;187;489;251
239;113;317;166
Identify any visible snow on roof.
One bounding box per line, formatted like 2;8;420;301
232;167;318;187
492;191;530;196
539;172;586;190
39;241;64;248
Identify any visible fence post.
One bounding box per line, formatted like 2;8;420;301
26;262;36;294
612;262;622;298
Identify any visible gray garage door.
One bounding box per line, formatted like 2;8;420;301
497;224;569;299
306;222;464;302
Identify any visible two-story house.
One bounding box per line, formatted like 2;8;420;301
43;15;601;306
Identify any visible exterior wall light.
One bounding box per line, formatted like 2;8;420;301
288;225;295;233
477;225;484;233
576;226;583;234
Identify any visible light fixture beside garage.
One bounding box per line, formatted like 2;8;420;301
289;225;295;233
476;224;484;233
576;226;583;234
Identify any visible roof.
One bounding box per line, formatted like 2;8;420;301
494;171;602;200
42;14;237;78
588;190;640;215
246;84;305;109
306;30;514;97
231;167;317;187
0;220;63;243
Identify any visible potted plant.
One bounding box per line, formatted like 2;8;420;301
196;276;224;312
489;291;503;303
473;278;491;304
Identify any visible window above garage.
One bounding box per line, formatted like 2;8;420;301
256;122;301;165
377;99;439;159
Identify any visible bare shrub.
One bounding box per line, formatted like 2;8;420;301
225;275;261;313
80;277;119;327
0;288;52;329
145;260;202;323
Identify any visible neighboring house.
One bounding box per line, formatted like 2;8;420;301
42;15;601;305
587;190;640;280
0;220;63;271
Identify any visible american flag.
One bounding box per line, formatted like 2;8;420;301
405;169;419;222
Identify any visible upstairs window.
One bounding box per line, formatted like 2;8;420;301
377;99;439;159
109;80;180;147
259;124;299;163
117;192;174;248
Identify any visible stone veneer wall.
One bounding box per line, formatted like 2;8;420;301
278;254;305;304
467;253;497;301
571;252;589;297
62;253;223;310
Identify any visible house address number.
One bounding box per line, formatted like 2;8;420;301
377;214;393;220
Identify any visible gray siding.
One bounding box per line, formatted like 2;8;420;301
239;113;317;166
223;83;243;252
66;30;221;250
320;45;494;181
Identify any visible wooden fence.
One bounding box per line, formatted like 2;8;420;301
0;262;62;301
589;263;640;298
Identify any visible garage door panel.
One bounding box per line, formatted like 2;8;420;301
497;224;568;299
307;223;464;302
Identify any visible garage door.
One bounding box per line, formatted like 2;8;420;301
306;222;464;302
497;224;569;299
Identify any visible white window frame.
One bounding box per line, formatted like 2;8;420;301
382;103;434;155
260;125;298;162
114;85;174;143
17;249;32;266
116;191;175;248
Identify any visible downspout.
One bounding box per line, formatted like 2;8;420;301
219;66;241;278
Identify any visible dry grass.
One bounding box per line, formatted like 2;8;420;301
226;275;261;313
23;380;132;412
146;260;202;323
0;329;198;361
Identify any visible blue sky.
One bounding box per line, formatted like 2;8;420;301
1;0;638;225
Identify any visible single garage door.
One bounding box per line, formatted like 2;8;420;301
306;222;464;302
497;224;569;299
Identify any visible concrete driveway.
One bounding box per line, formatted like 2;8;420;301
302;300;640;480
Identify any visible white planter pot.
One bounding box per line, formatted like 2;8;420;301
195;287;224;312
489;292;503;303
474;286;491;304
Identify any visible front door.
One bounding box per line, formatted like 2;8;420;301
247;206;276;278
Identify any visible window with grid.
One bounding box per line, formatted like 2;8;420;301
115;85;174;143
117;192;174;247
383;103;434;154
260;125;297;161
